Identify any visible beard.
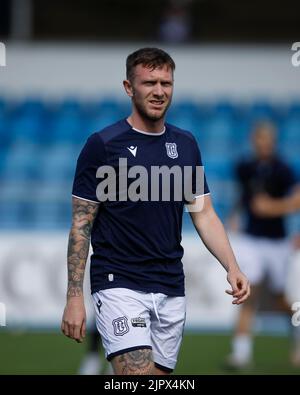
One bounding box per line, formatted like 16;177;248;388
132;92;171;122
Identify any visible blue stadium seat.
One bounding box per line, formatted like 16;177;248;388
247;100;276;121
89;98;125;121
201;116;236;160
0;201;23;229
208;180;237;220
168;101;200;117
166;113;201;135
0;97;7;115
0;113;12;148
50;113;84;144
34;201;66;229
87;114;121;134
0;179;35;228
201;101;237;148
38;145;77;183
83;98;127;134
9;99;49;145
213;100;236;118
15;98;46;116
1;144;41;182
279;117;300;159
167;101;201;128
46;98;86;144
287;101;300;118
10;115;44;144
204;158;234;180
55;98;82;114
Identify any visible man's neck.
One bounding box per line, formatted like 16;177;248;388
127;113;165;134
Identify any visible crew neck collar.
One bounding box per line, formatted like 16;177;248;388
125;119;166;136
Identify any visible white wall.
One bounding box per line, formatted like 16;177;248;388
0;43;299;101
1;232;299;330
0;232;236;329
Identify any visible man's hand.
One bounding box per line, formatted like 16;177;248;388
251;193;278;217
252;190;300;217
61;297;86;343
226;269;250;305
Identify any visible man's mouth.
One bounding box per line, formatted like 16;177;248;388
149;100;164;106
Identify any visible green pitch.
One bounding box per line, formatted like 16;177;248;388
0;331;299;375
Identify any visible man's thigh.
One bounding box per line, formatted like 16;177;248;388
111;348;154;375
264;239;291;293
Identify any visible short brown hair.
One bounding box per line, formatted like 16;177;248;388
126;47;175;81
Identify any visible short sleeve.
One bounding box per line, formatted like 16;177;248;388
192;138;210;198
72;133;106;203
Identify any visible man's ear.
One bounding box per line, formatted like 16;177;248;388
123;79;133;98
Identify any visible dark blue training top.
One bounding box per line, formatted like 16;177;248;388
236;156;295;239
72;119;209;296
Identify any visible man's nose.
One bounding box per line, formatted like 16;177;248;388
153;83;164;97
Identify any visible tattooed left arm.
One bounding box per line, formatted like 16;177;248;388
61;196;99;343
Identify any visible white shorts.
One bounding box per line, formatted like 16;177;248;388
92;287;186;372
231;234;292;292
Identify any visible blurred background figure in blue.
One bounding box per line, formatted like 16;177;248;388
226;122;300;369
77;325;113;375
158;0;192;44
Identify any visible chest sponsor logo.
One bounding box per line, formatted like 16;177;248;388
165;142;178;159
131;317;147;328
112;316;129;336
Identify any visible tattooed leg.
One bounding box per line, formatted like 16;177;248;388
152;366;171;375
112;349;155;375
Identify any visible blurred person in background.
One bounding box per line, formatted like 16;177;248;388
227;121;300;368
78;325;113;375
61;47;250;375
158;0;192;44
252;186;300;366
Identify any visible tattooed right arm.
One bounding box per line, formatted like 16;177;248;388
67;197;99;298
61;196;99;343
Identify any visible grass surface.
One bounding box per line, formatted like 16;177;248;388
0;331;299;375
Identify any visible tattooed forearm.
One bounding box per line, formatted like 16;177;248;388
114;349;154;375
67;197;99;298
